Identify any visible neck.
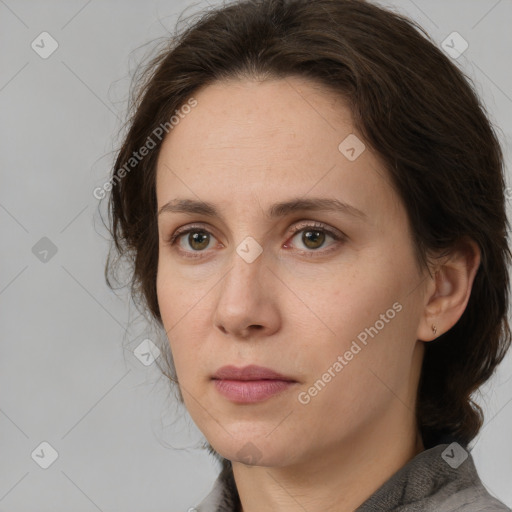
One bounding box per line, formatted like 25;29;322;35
232;409;424;512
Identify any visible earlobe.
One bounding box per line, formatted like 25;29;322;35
417;239;481;342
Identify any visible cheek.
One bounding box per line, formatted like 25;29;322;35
290;254;407;341
156;261;215;385
156;264;191;367
292;245;421;379
156;255;208;328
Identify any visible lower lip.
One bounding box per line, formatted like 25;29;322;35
213;379;295;403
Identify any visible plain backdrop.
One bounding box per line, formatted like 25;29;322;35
1;0;511;511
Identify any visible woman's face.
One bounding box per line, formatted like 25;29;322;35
155;77;430;467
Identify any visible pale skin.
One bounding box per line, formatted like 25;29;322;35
155;76;480;512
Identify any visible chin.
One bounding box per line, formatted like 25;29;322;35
207;429;303;468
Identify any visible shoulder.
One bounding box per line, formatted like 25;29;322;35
424;443;510;512
357;442;510;512
436;486;511;512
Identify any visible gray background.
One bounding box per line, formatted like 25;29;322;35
1;0;511;510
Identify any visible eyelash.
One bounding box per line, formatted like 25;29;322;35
165;222;346;259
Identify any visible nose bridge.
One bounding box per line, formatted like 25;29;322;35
213;234;280;337
222;235;267;301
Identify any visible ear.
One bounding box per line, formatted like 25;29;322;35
416;238;481;342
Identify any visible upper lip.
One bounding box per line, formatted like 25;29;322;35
212;365;296;381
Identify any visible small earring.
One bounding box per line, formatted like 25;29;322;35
432;324;437;336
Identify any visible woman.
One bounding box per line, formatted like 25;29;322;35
104;0;511;510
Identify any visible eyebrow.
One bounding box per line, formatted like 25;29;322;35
158;197;367;221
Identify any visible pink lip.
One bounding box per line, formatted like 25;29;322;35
212;365;297;403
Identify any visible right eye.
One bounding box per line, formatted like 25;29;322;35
166;225;221;258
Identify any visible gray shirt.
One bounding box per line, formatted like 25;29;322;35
193;443;510;511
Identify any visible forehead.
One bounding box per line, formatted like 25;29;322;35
158;76;351;161
155;77;398;222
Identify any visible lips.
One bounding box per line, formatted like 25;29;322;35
212;364;295;381
211;365;297;403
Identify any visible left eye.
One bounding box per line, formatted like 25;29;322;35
287;226;340;251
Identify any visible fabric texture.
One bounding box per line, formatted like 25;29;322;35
193;442;510;512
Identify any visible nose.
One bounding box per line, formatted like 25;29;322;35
213;243;281;340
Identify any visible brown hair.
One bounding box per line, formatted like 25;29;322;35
104;0;511;449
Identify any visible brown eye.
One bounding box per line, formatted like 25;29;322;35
186;231;211;251
289;225;339;252
301;230;326;249
167;225;220;259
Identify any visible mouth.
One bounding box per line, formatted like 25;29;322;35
211;365;298;403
